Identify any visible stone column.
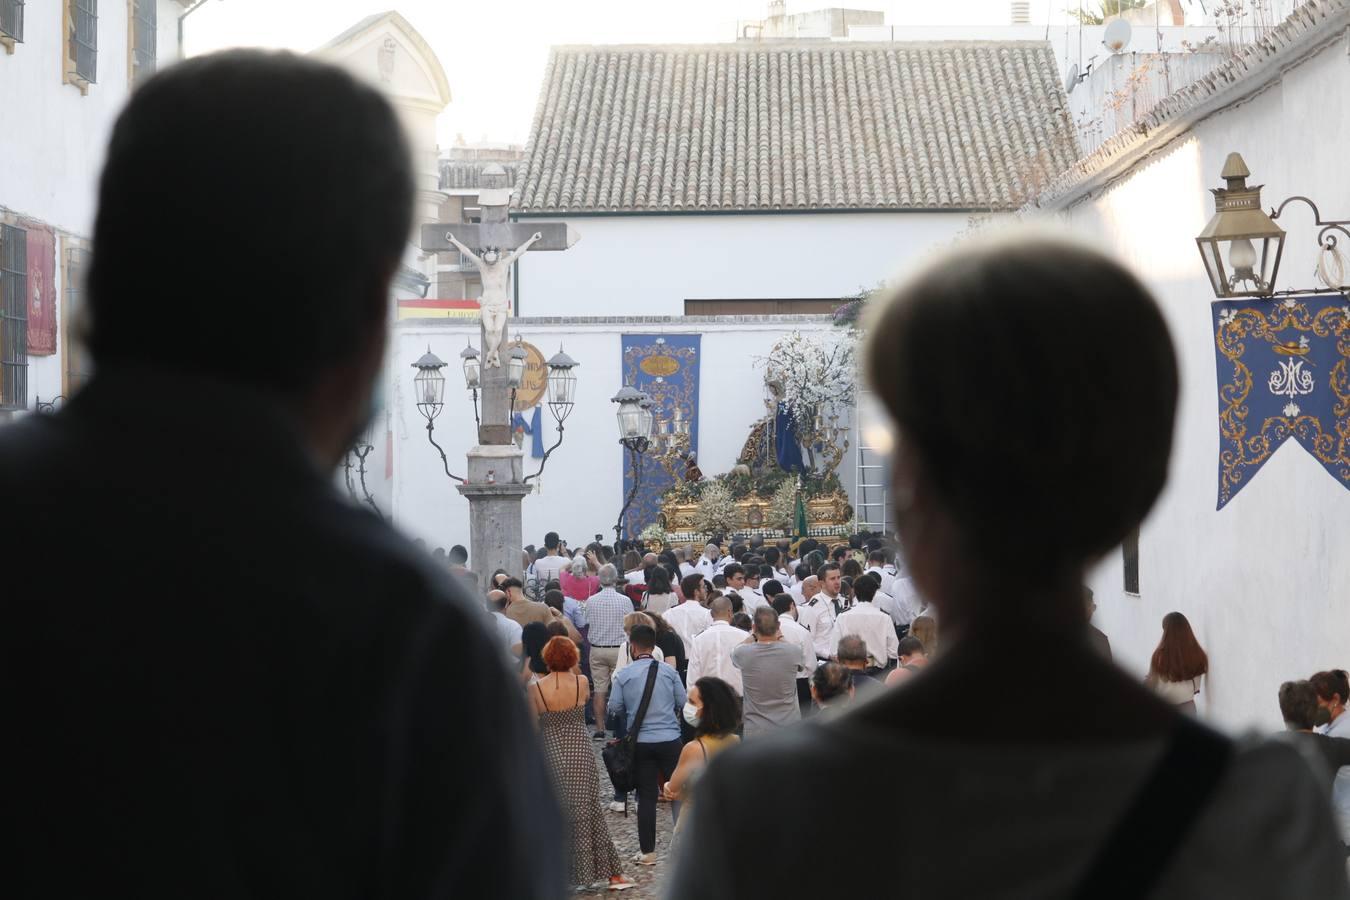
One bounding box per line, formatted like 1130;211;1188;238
459;480;530;594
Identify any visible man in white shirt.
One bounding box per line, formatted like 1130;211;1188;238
832;575;899;673
864;570;917;633
723;563;765;614
530;531;569;586
675;546;697;579
623;552;656;585
764;547;791;585
664;574;714;649
864;549;897;596
796;581;835;662
685;596;744;695
814;563;847;618
693;543;721;580
789;573;816;609
486;590;523;658
770;592;817;715
739;567;768;613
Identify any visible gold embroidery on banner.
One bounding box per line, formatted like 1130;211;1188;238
1216;298;1350;506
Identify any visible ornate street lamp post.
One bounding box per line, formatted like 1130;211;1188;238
612;385;654;542
411;347;464;482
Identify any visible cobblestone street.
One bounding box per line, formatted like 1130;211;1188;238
575;739;675;898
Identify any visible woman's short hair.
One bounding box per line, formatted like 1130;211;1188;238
623;611;655;634
812;662;853;704
541;635;579;672
865;235;1178;578
568;555;588;577
693;677;741;738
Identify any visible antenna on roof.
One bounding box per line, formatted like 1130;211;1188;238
1103;18;1133;53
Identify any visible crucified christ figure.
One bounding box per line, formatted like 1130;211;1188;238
446;231;543;367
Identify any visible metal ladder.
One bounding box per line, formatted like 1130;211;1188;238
854;391;890;534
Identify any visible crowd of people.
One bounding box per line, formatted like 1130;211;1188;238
7;53;1344;898
452;522;1350;893
461;529;941;890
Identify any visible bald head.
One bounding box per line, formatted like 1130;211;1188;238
801;575;820;598
709;596;732;621
486;590;507;612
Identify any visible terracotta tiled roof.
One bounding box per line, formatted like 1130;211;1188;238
514;41;1080;214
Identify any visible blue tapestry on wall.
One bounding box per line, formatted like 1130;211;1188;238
620;334;700;539
1213;293;1350;508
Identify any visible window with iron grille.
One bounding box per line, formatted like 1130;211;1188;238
1122;526;1140;595
69;0;98;85
130;0;155;86
64;246;94;394
0;0;25;47
1;224;30;410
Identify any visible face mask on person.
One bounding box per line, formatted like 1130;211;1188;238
683;702;701;727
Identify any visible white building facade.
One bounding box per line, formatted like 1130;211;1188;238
1029;0;1350;730
0;0;191;415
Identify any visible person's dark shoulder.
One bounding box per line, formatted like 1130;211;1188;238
0;414;69;496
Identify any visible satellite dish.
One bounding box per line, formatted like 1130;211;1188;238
1103;18;1133;53
1064;63;1081;94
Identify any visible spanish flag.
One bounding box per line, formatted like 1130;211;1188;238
397;299;480;320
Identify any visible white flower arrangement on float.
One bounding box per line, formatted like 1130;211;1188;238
768;478;799;528
638;522;668;546
759;331;858;419
694;480;738;537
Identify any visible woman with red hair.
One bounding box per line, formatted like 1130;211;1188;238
1145;612;1210;715
528;636;633;892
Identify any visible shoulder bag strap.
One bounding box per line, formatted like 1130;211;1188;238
1071;716;1234;900
535;681;549;712
627;660;662;743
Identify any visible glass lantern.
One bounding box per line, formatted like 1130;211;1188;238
1196;153;1286;298
611;385;651;443
507;339;528;389
546;346;579;421
411;347;447;421
459;341;480;390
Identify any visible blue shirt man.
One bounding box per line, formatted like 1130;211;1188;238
608;653;687;743
606;625;687;861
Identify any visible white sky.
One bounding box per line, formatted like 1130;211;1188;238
184;0;1061;147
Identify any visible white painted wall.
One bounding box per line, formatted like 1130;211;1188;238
386;316;856;554
0;0;185;410
1049;38;1350;731
513;212;978;317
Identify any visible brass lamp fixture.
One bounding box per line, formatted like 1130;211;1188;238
1198;152;1350;298
1196;153;1285;298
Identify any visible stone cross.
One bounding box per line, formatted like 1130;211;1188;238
420;163;577;446
418;164;579;592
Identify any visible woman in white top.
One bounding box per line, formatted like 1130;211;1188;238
1145;611;1209;715
668;237;1350;899
640;565;678;617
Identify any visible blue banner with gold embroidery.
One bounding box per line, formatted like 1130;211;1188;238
620;335;700;538
1213;294;1350;508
